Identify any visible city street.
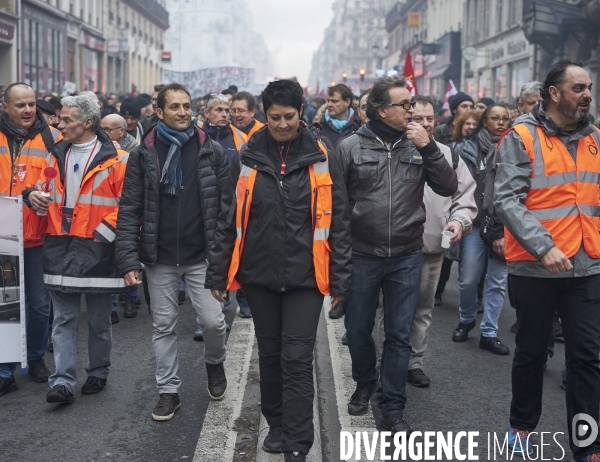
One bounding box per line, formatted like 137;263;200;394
2;266;571;462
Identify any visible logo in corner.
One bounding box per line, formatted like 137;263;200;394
572;413;599;448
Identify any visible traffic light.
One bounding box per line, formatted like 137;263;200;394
359;69;366;82
342;72;348;83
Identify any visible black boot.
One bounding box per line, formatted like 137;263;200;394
262;426;282;453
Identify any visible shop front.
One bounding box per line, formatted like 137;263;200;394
21;2;67;94
474;28;533;104
82;33;105;92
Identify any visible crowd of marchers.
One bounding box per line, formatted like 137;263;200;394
1;57;599;462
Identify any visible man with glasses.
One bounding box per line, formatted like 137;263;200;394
231;91;264;138
198;94;247;165
102;114;138;153
335;76;457;433
198;94;250;323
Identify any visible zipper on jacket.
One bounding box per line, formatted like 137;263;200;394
387;150;392;257
241;190;250;236
312;188;318;232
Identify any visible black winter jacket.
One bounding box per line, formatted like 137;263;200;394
335;124;458;257
315;113;361;148
115;125;229;276
205;126;352;297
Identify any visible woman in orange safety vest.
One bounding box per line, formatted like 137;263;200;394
205;80;351;461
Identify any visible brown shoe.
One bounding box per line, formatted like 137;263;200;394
123;300;137;318
152;393;181;421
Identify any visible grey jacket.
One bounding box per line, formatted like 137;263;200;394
494;104;600;277
335;124;458;257
423;142;477;254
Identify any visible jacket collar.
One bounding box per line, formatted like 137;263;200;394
242;125;325;173
516;104;595;139
50;129;121;184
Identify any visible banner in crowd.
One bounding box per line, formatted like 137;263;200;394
162;67;256;99
0;197;26;371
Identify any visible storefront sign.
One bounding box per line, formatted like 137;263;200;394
107;40;120;54
489;30;530;66
407;12;421;27
85;35;105;52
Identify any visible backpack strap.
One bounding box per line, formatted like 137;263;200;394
40;125;57;151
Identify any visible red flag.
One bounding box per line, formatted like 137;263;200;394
442;80;458;110
403;50;418;96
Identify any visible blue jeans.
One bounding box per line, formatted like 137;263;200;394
458;227;508;337
345;250;423;416
0;246;51;378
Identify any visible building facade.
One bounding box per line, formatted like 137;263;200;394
1;0;168;94
308;0;396;92
385;0;463;103
164;0;273;87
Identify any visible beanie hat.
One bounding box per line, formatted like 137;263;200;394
137;93;151;107
449;92;474;114
36;99;55;116
120;97;141;119
477;97;495;108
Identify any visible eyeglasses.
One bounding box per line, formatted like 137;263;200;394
102;127;124;133
384;101;416;110
231;109;248;115
486;116;511;123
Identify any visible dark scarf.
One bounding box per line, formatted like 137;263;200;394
368;119;405;143
0;109;46;141
157;119;196;196
476;128;501;163
240;119;256;135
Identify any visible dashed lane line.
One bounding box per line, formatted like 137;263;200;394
193;318;255;462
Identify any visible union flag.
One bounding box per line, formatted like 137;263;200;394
403;50;418;96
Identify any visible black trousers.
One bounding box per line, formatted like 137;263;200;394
243;285;324;455
509;274;600;458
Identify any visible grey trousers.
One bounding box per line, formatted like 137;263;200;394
145;261;226;393
49;291;112;392
374;252;446;371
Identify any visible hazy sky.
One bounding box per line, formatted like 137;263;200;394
246;0;335;86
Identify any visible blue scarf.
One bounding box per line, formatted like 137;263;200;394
325;107;354;131
157;120;196;196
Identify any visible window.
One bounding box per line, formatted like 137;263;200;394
507;0;518;27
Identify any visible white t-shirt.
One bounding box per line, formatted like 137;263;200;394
64;137;101;209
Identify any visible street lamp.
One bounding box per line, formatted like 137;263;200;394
359;69;366;82
331;81;336;86
342;72;347;83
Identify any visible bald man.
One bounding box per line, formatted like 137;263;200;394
101;114;139;153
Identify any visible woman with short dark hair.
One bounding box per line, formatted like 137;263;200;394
206;80;352;462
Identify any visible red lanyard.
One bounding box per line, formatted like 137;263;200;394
278;140;292;175
63;138;99;203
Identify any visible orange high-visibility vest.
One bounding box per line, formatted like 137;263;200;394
247;120;265;138
227;141;333;294
41;146;128;243
504;122;600;261
198;121;248;152
0;127;61;247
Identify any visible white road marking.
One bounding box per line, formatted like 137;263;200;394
324;296;377;461
193;318;255;462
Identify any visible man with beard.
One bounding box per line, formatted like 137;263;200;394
494;59;600;461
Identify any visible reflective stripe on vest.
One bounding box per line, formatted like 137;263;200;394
231;125;248;152
44;274;126;289
226;141;333;295
504;123;600;261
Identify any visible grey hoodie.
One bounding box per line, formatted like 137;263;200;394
494;104;600;277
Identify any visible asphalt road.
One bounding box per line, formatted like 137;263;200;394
1;264;572;462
